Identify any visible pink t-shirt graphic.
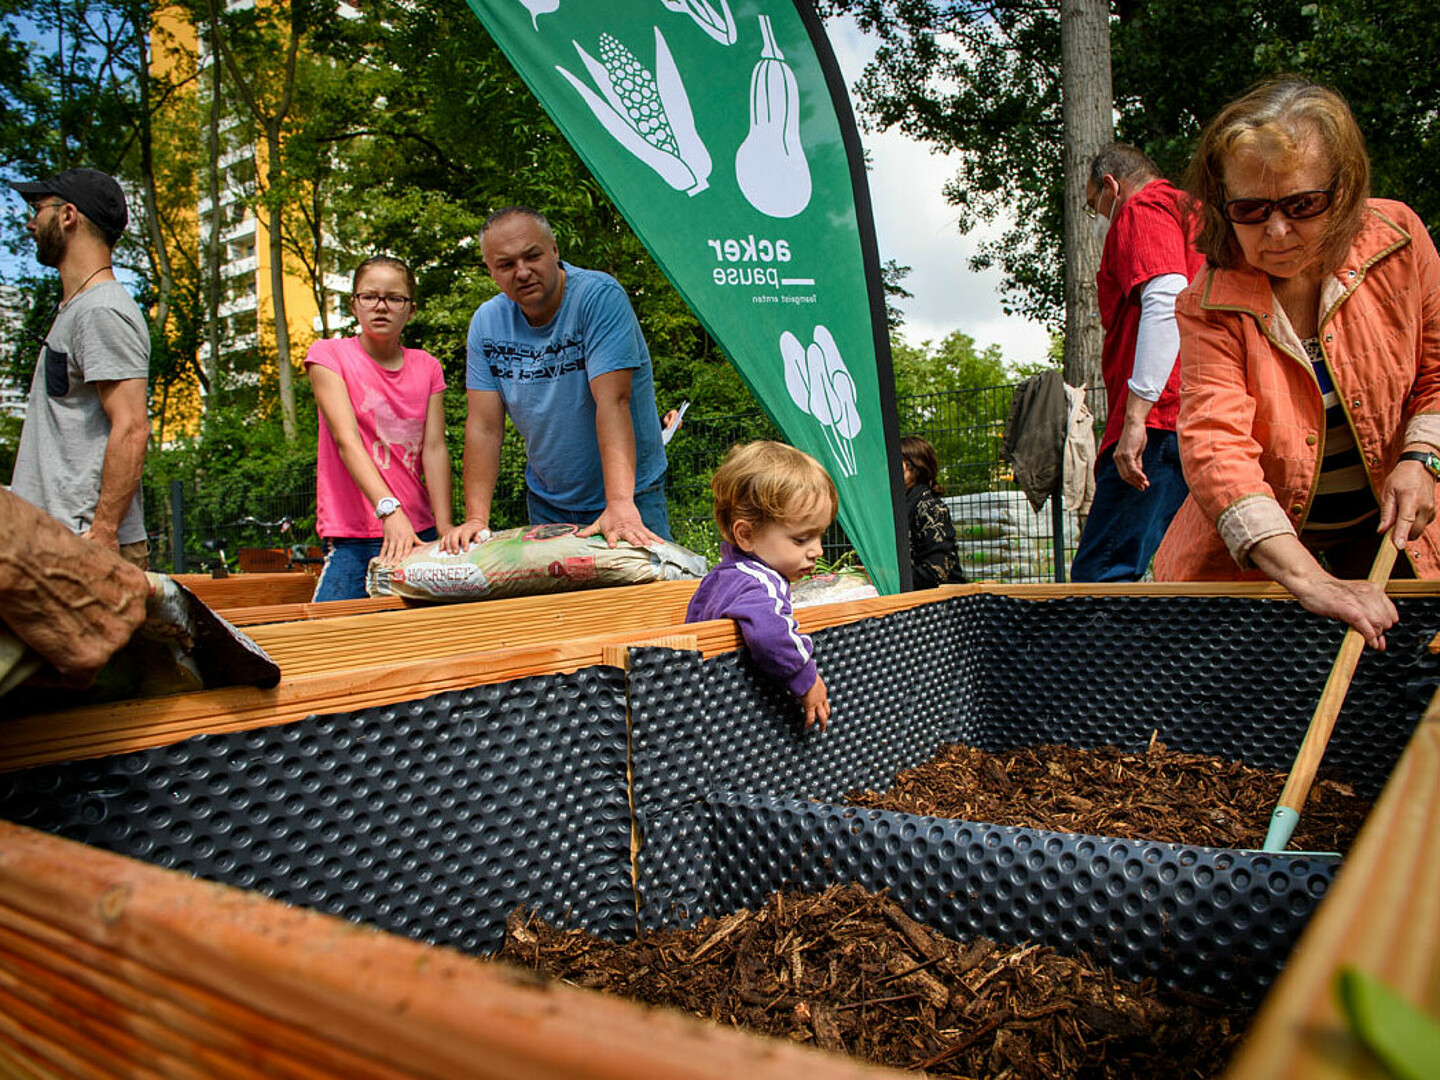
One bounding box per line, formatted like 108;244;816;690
305;336;446;539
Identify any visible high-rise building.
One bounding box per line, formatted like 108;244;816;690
152;0;350;413
0;284;26;422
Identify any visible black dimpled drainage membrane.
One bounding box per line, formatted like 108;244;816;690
1;593;1436;1003
701;792;1337;1004
975;594;1440;792
625;594;1440;993
0;668;634;952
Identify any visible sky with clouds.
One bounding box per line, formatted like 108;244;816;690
823;17;1053;368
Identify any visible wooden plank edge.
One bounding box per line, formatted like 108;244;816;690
9;583;1440;772
1221;696;1440;1080
0;908;425;1080
0;823;906;1080
239;578;701;631
219;597;406;627
172;574;318;608
245;582;701;664
242;579;701;651
0;591;949;771
191;576;1440;634
0;896;402;1080
0;976;216;1080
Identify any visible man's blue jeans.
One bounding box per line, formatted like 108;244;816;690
1069;431;1188;583
313;527;439;602
525;480;673;542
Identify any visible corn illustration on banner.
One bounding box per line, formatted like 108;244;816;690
465;0;912;593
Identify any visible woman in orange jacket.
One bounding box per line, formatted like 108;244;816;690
1154;79;1440;650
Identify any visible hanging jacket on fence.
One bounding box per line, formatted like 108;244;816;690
1063;382;1097;523
1003;369;1068;512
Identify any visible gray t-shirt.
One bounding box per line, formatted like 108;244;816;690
10;280;150;543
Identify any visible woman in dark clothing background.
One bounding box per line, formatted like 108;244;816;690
901;435;967;587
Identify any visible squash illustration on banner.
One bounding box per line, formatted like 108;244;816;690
659;0;736;46
557;28;712;196
735;14;811;219
519;0;560;31
781;325;861;477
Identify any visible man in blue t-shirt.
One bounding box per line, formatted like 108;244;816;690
441;206;670;551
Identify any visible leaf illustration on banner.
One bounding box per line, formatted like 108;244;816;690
780;325;860;477
659;0;736;46
556;28;712;196
735;15;811;218
781;330;810;413
519;0;560;30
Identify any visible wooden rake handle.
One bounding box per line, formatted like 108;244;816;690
1264;533;1401;851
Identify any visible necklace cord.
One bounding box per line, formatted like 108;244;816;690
62;264;113;306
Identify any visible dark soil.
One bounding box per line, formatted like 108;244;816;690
846;741;1372;854
499;882;1248;1078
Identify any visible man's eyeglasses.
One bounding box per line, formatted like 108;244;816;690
353;292;413;309
1222;182;1336;226
1083;180;1116;219
24;199;65;221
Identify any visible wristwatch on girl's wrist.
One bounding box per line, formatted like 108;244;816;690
375;496;401;519
1398;450;1440;481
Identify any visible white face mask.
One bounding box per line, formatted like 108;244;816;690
1089;182;1117;247
1090;210;1111;247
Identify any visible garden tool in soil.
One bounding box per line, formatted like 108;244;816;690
1263;530;1401;853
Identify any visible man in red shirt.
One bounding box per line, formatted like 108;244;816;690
1070;144;1206;582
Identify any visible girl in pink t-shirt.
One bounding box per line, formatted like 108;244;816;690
306;256;452;601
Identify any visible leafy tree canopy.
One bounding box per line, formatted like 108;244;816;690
824;0;1440;325
892;329;1010;399
4;0;1047;564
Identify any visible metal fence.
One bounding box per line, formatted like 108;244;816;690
144;381;1106;582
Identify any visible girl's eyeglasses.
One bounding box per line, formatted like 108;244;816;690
353;293;413;308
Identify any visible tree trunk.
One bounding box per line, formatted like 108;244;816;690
310;182;330;338
157;380;169;447
55;0;69;167
203;28;222;405
265;123;297;440
1059;0;1112;392
206;0;302;440
134;6;173;336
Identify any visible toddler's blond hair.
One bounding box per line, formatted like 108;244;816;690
711;441;838;544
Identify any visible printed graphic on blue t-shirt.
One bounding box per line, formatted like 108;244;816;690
481;335;587;382
466;263;666;509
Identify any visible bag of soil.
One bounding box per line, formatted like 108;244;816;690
792;567;878;608
366;524;708;603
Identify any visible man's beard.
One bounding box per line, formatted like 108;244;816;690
34;215;66;267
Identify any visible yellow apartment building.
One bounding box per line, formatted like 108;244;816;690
150;0;351;437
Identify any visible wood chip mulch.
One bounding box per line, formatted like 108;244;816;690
499;882;1248;1078
498;744;1366;1075
845;741;1372;854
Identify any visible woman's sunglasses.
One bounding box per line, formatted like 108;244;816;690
1223;181;1336;225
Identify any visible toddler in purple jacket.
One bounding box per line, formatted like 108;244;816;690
686;441;837;731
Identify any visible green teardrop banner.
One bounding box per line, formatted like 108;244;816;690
464;0;911;592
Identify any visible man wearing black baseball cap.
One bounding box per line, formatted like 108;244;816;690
8;167;129;247
7;167;151;568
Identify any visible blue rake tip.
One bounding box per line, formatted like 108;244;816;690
1263;805;1300;852
1249;805;1340;859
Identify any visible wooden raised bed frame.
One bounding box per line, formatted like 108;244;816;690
1;581;1437;1079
